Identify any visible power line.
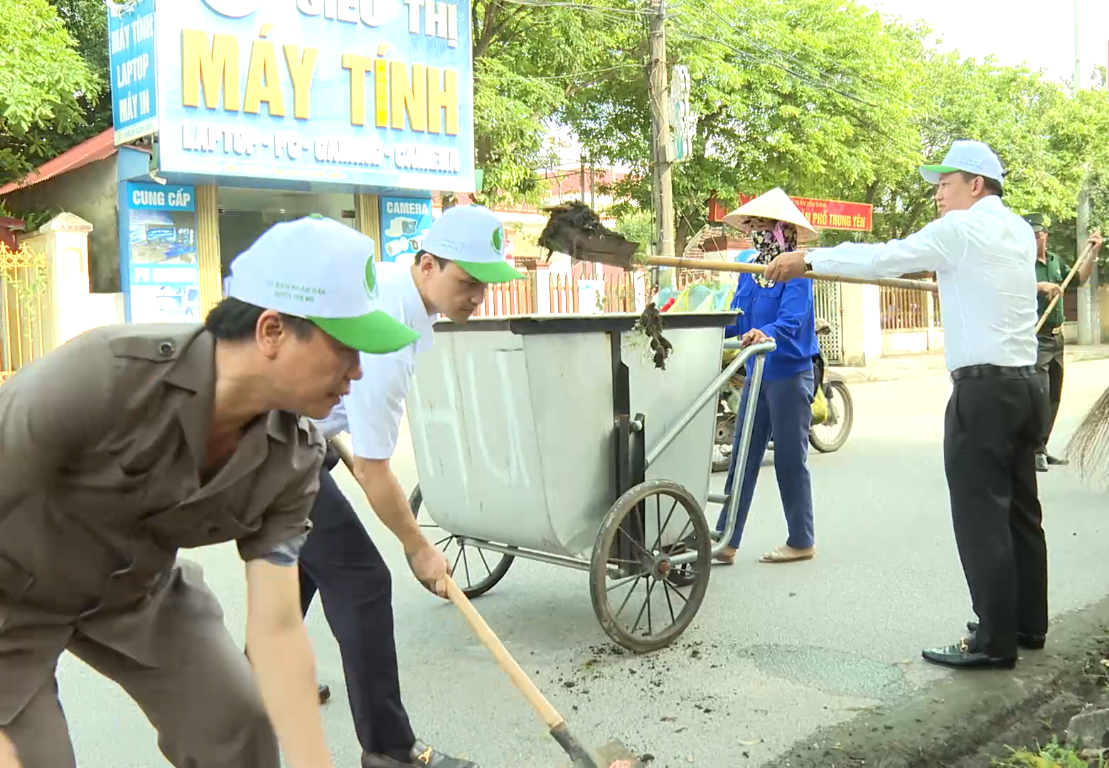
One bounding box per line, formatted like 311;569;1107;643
497;0;653;17
674;31;876;106
478;63;644;82
669;0;880;105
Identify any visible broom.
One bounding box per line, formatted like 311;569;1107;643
327;438;640;768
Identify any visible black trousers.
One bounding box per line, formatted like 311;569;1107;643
299;447;416;758
943;367;1049;658
1035;332;1065;452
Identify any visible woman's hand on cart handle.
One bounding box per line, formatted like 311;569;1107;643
741;328;772;348
406;542;452;599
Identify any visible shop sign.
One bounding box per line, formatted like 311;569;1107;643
108;0;159;145
151;0;475;192
712;193;874;232
128;182;196;211
379;195;433;263
123;182;202;323
737;194;873;232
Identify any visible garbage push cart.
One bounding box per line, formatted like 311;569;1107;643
405;311;775;653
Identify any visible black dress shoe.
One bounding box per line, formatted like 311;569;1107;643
966;621;1045;650
1046;453;1069;466
318;683;331;704
362;742;480;768
922;637;1016;670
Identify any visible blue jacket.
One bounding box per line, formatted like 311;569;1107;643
725;273;820;382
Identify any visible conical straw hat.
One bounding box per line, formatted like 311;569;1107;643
722;188;820;243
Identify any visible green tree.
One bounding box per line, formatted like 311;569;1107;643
555;0;1109;257
467;0;643;206
0;0;100;186
564;0;926;253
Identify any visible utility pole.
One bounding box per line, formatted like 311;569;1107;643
648;0;676;275
1075;0;1099;344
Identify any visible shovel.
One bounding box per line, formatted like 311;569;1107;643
538;201;940;293
326;438;640;768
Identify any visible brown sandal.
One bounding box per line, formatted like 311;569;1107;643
713;547;737;565
759;545;816;564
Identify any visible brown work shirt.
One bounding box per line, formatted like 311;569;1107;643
0;323;325;724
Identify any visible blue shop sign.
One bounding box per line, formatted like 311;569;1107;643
128;183;196;211
123;182;201;323
108;0;159;145
379;196;433;262
150;0;476;193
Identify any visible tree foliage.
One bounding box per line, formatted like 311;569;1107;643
537;0;1109;254
0;0;102;186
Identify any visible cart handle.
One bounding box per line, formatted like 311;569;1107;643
644;339;775;469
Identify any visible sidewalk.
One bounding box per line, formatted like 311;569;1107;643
830;343;1109;384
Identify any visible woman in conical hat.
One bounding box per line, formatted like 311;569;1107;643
714;188;821;565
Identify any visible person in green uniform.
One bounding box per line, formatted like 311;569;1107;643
1027;213;1103;472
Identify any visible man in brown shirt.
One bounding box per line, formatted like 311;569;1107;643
0;216;419;768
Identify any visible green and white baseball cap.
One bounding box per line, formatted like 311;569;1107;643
421;205;526;283
920;140;1005;185
227;215;419;354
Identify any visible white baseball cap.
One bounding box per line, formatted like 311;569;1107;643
226;215;419;354
920;140;1005;185
421;205;526;283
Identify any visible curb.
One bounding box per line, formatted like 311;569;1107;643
769;595;1109;767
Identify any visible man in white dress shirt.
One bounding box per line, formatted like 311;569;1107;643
766;140;1048;670
303;206;525;768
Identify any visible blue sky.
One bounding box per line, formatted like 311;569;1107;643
865;0;1109;86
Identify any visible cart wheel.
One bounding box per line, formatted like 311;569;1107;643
408;485;514;599
809;380;854;453
589;480;711;653
713;412;735;474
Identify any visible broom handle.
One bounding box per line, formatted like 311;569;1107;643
326;437;566;730
1035;240;1097;334
642;255;938;293
444;577;567;730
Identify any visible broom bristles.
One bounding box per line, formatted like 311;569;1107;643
1064;384;1109;488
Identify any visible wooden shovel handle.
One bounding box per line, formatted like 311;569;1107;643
642;255;939;293
445;577;567;730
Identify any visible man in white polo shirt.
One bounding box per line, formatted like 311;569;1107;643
766;140;1047;671
304;205;524;768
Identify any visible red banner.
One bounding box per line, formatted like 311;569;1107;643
729;194;874;232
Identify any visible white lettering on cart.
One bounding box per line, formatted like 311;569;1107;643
407;347;468;493
462;351;530;488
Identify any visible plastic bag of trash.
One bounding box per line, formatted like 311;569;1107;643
660;281;735;313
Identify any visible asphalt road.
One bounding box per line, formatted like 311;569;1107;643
54;360;1109;768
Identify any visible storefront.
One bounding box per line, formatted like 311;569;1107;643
108;0;474;318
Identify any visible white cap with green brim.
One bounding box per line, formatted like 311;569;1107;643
920;140;1005;185
227;215;420;355
420;204;526;283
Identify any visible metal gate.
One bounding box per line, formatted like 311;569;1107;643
813;281;843;364
0;241;51;384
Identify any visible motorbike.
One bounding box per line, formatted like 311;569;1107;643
711;318;854;473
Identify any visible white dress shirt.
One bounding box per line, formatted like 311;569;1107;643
313;263;437;459
807;195;1038;371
